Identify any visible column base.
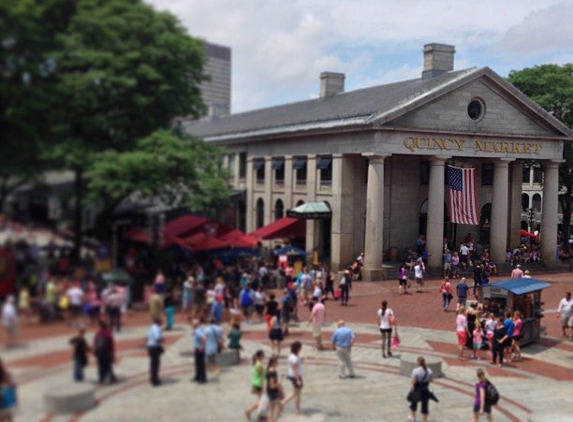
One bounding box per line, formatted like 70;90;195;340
543;258;561;270
361;266;392;281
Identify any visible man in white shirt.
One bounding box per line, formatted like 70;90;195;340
414;259;425;293
147;317;163;386
66;282;85;327
2;296;18;347
557;292;573;340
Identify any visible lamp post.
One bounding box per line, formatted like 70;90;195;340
527;208;535;233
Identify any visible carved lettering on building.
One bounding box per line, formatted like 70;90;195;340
403;137;542;155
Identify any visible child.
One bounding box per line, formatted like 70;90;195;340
69;328;90;381
473;321;484;360
227;322;243;360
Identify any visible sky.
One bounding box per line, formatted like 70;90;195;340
146;0;573;114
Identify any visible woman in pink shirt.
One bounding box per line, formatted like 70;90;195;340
511;311;523;362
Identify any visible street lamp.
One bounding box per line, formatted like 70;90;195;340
527;208;535;233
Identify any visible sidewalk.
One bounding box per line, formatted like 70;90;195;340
3;269;573;422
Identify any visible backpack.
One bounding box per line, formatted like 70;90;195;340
282;295;293;313
240;289;253;307
94;334;110;357
485;380;500;405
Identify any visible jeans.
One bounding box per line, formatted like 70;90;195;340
340;286;350;304
107;307;121;332
73;357;84;381
148;346;162;385
442;292;450;309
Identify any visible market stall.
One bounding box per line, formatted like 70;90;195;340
478;277;550;346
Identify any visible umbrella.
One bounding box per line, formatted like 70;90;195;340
184;232;228;251
219;230;258;248
274;245;308;256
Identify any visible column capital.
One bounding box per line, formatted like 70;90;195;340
429;156;451;164
362;153;390;164
494;159;512;168
545;159;565;167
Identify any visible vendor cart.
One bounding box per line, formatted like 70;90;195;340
478;277;550;346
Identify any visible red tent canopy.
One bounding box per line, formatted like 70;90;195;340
184;232;228;251
163;215;210;238
520;229;539;242
122;228;151;244
249;217;306;240
219;230;258;248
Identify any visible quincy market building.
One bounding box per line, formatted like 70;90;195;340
186;44;572;280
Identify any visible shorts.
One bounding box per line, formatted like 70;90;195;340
512;334;522;342
269;328;284;342
458;297;467;305
504;338;513;348
457;331;467;346
473;343;482;350
415;277;424;286
561;315;573;327
312;325;322;338
241;305;253;317
70;304;82;317
399;279;407;286
207;354;217;365
486;332;494;339
267;388;280;401
473;403;492;414
251;385;263;395
287;376;303;389
443;263;451;271
451;264;459;270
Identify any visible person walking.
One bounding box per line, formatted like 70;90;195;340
308;299;325;351
245;350;266;421
456;278;469;311
282;341;303;416
414;258;425;292
205;320;223;376
377;300;395;358
331;320;356;379
146;317;163;386
163;289;176;331
93;320;117;384
1;296;18;348
557;291;573;340
104;286;123;333
407;356;433;422
191;318;207;384
439;278;452;312
512;311;523;361
339;270;352;306
69;327;90;382
269;309;284;358
456;306;470;360
398;263;409;295
265;355;284;422
472;368;494;422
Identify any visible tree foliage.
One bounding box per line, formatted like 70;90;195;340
508;64;573;248
2;0;214;256
86;130;230;219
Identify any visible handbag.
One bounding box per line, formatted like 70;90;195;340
392;334;400;348
406;388;421;403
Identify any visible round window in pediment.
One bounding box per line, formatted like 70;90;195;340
468;98;485;121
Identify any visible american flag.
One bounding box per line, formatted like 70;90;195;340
447;165;479;225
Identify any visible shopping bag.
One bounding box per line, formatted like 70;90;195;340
392;334;400;348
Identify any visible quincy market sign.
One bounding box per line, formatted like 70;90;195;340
403;137;543;155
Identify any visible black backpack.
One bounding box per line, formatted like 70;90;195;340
485;380;500;405
94;334;110;357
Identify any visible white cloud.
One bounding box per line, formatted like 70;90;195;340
146;0;572;113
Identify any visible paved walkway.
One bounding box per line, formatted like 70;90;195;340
2;271;573;421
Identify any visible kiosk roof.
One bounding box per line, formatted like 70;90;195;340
487;278;551;295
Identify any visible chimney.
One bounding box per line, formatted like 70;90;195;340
422;43;455;80
320;72;345;98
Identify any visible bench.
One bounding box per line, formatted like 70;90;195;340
400;354;442;378
44;383;95;414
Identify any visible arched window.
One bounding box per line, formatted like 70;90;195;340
256;198;264;229
532;194;542;211
521;193;530;211
275;199;284;220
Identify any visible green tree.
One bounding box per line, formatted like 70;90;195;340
40;0;207;257
508;64;573;249
86;130;230;229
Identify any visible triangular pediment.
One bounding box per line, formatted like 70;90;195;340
374;68;571;139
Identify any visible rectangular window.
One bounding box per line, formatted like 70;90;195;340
420;161;430;185
318;156;332;186
228;153;236;178
522;166;531;183
482;163;494;186
253;159;265;184
294;157;307;185
272;157;285;184
533;167;543;184
239;152;247;179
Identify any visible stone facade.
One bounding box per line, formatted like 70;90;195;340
186;44;572;279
